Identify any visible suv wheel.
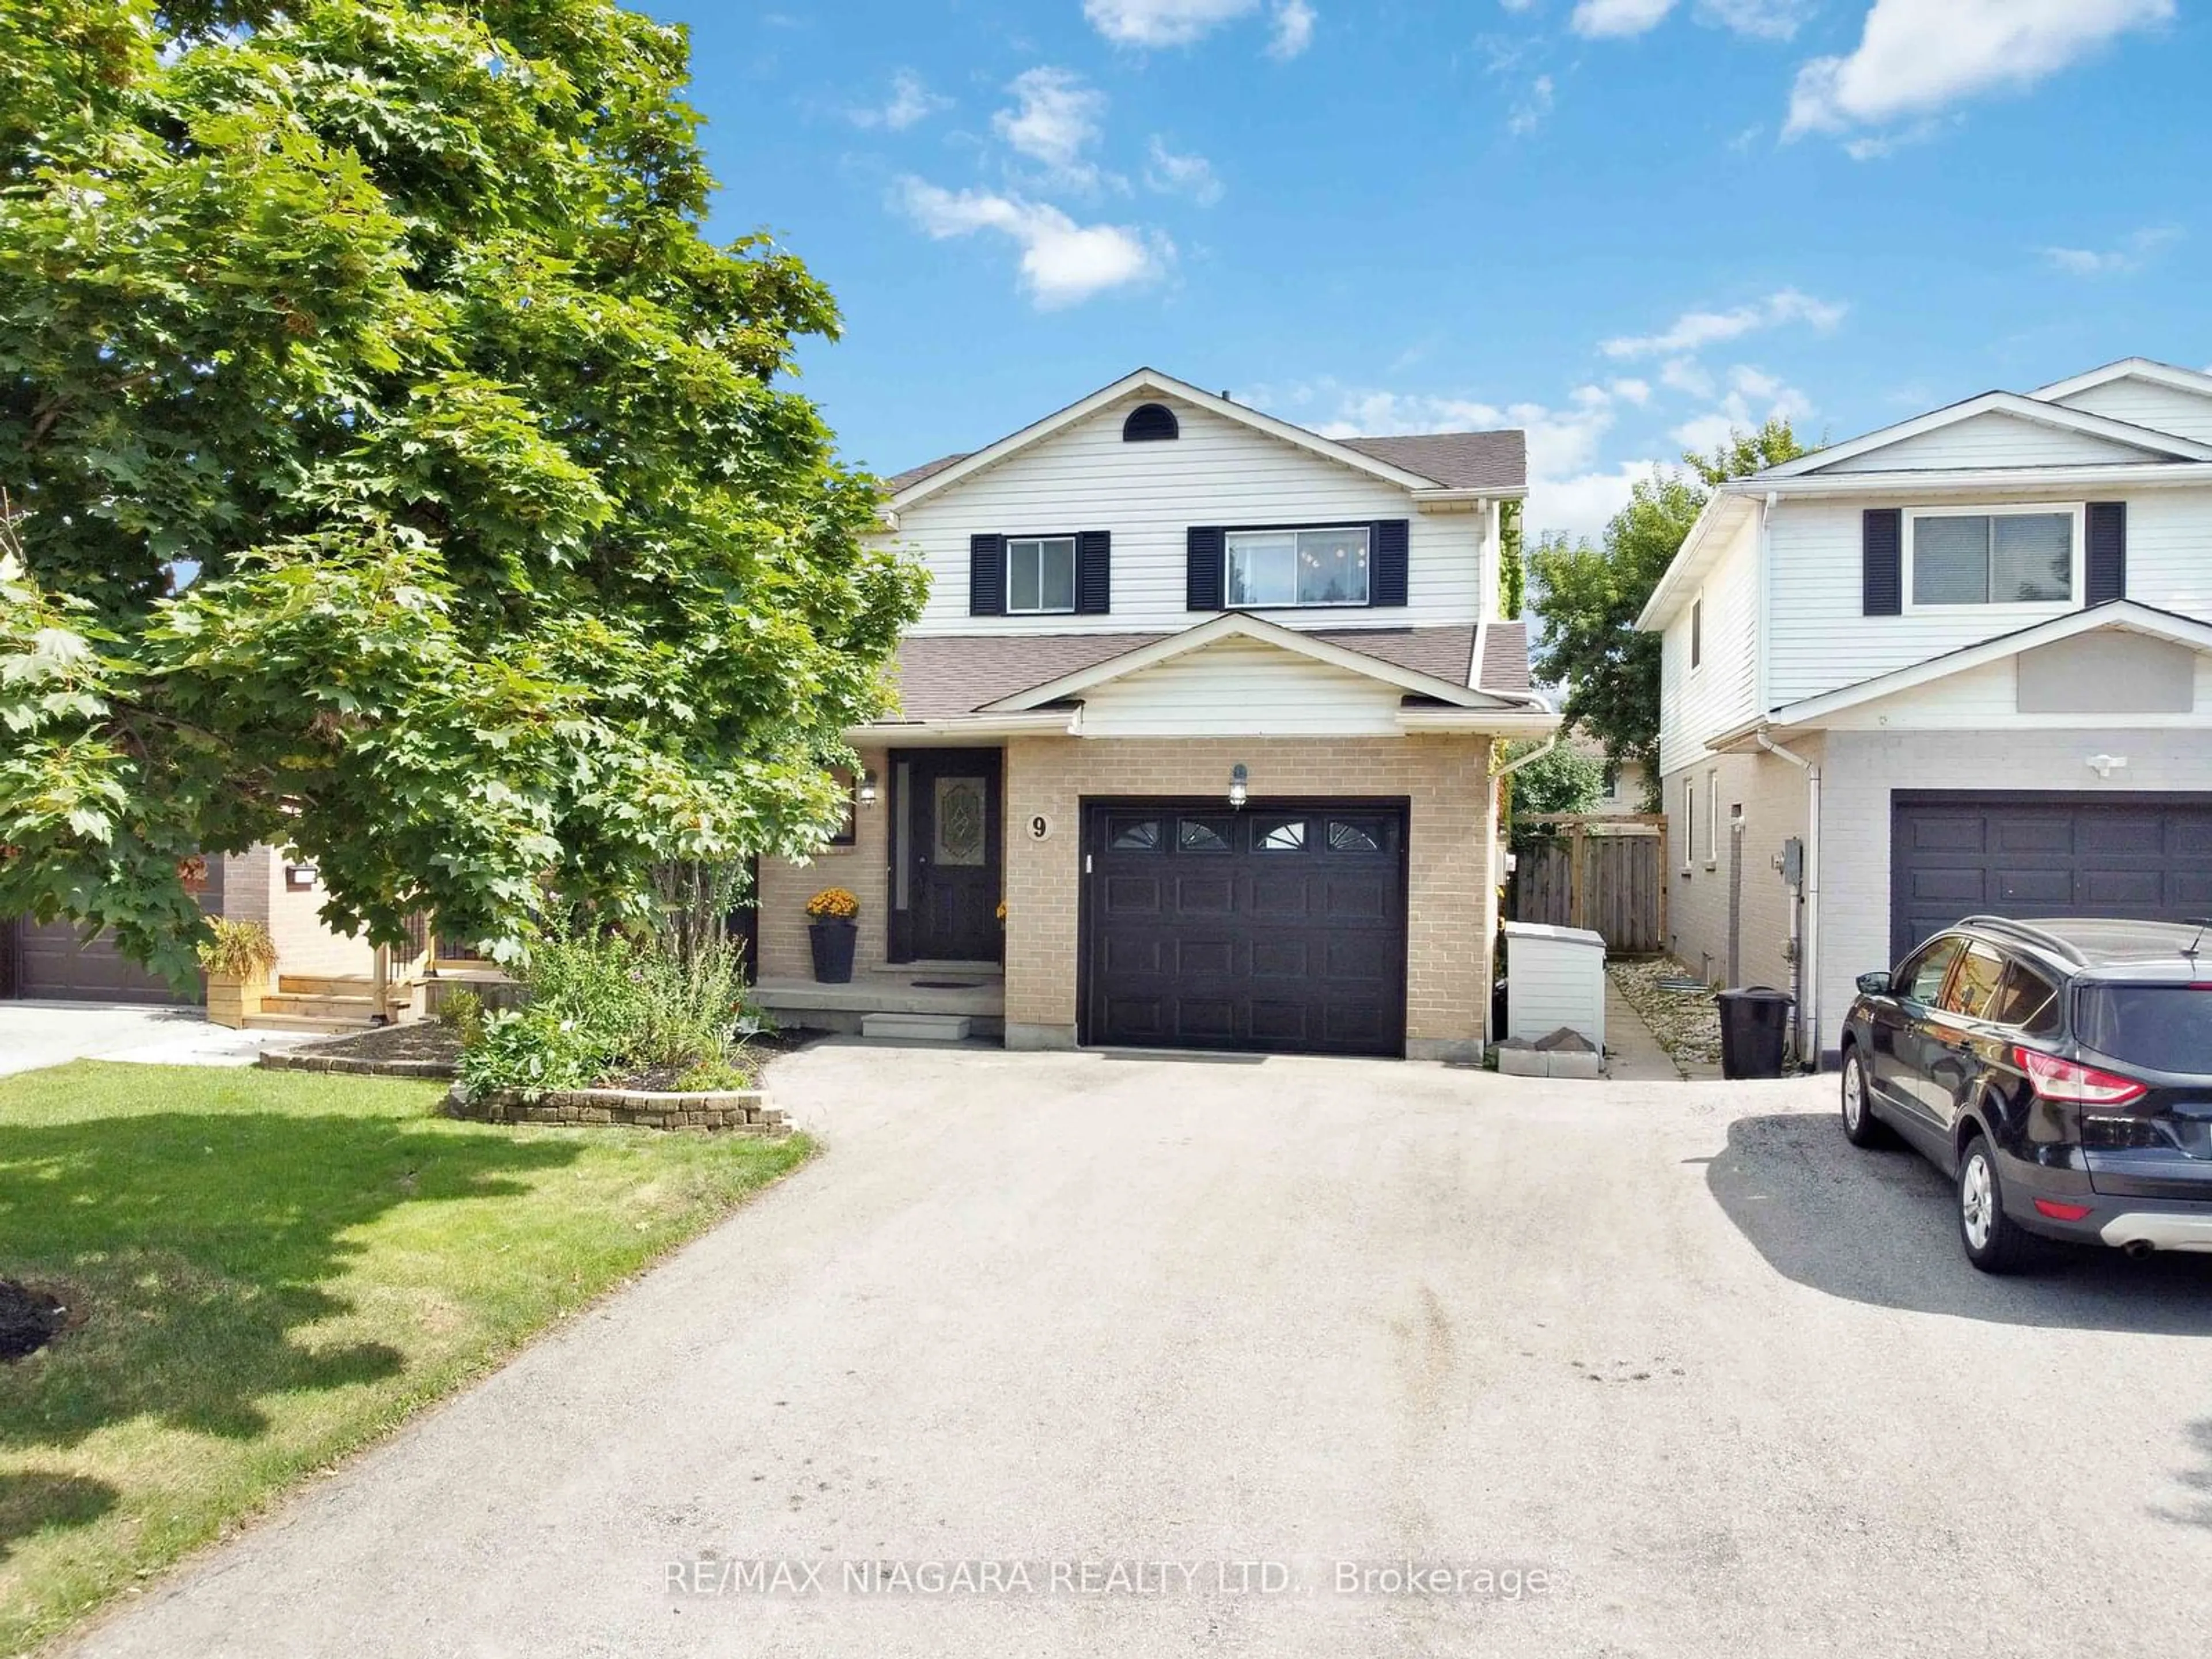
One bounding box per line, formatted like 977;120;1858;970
1957;1134;2033;1274
1839;1049;1889;1148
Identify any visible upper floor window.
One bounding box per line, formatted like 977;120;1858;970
1690;595;1703;671
1907;507;2078;609
1008;536;1077;613
1225;525;1370;608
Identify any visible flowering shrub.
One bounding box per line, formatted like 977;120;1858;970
805;887;858;920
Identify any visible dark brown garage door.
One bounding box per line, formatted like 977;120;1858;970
1081;799;1408;1056
1891;792;2212;961
10;919;197;1004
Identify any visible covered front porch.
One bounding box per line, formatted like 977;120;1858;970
752;962;1005;1041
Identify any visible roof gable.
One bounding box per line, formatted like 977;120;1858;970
2035;361;2212;446
1764;392;2212;479
882;369;1525;512
1753;601;2212;730
978;612;1522;713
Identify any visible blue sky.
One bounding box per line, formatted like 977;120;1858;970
671;1;2209;540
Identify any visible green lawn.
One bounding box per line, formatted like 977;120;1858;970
0;1061;812;1654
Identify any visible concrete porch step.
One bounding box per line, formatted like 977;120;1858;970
859;1012;974;1042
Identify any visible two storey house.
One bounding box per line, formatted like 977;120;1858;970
751;369;1554;1061
1641;357;2212;1067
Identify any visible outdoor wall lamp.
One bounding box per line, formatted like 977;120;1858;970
1228;763;1249;810
857;769;880;807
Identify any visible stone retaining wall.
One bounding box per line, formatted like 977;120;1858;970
262;1052;458;1080
446;1085;789;1136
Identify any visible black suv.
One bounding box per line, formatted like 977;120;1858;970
1839;916;2212;1272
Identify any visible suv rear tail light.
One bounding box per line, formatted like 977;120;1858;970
2013;1046;2148;1106
2033;1198;2095;1222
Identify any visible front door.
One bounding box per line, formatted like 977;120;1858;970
900;749;1002;962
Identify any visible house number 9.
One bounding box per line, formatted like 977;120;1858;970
1028;813;1052;841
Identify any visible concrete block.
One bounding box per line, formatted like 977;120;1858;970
860;1012;973;1041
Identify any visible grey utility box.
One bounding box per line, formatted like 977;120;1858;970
1501;922;1607;1060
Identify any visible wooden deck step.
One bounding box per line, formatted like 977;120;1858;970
241;1011;377;1034
260;993;377;1018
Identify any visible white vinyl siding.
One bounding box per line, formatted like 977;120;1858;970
1656;512;1759;774
1766;486;2212;707
1815;411;2168;472
2048;377;2212;444
1073;637;1408;737
887;393;1486;635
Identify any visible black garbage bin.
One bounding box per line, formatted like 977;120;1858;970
1717;986;1793;1079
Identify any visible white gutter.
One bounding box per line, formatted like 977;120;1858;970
1399;708;1562;737
1755;729;1820;1068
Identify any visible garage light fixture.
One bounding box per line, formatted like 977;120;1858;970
1228;763;1249;810
857;769;879;807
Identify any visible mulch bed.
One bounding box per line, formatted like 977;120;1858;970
1;1279;67;1362
261;1020;464;1078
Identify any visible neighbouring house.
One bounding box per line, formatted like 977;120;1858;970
3;846;380;1016
1569;730;1652;819
1639;356;2212;1067
751;368;1556;1060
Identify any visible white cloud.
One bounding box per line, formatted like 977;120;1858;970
1671;363;1812;454
1601;288;1846;358
1499;0;1540;12
2043;225;2180;276
1269;0;1317;58
1695;0;1813;40
1660;358;1714;399
1787;0;2174;142
849;69;950;131
1508;74;1555;136
897;180;1167;308
994;68;1108;188
1535;463;1661;544
1571;0;1677;39
1145;138;1224;204
1085;0;1259;47
1085;0;1316;54
1611;377;1652;406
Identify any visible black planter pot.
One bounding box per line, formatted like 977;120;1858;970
808;918;857;983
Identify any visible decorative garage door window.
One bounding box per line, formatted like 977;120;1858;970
1177;816;1235;853
1328;817;1385;853
1256;817;1306;851
933;777;987;866
1108;815;1161;850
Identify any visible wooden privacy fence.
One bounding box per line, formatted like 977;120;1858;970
1509;815;1666;954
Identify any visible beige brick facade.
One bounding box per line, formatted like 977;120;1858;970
754;748;892;981
1003;734;1496;1059
754;734;1502;1060
217;847;378;979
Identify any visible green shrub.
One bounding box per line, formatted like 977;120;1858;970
436;986;484;1047
454;926;765;1100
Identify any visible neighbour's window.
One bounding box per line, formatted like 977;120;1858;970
1939;942;2006;1020
1602;763;1620;800
1690;596;1703;670
1705;772;1718;865
1908;509;2074;607
1007;536;1077;613
1680;779;1695;871
1899;937;1964;1005
1225;526;1370;607
1987;960;2062;1036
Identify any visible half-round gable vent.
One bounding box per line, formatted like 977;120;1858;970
1122;402;1180;443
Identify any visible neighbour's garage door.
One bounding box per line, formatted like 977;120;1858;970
10;918;197;1004
1081;800;1408;1056
1891;792;2212;961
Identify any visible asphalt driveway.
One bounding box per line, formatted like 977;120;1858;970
62;1043;2212;1658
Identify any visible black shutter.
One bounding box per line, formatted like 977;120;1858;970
1186;527;1224;611
1862;508;1902;616
1370;518;1410;608
2085;502;2127;605
1075;531;1111;615
969;533;1006;616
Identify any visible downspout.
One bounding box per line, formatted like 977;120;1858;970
1755;729;1820;1069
